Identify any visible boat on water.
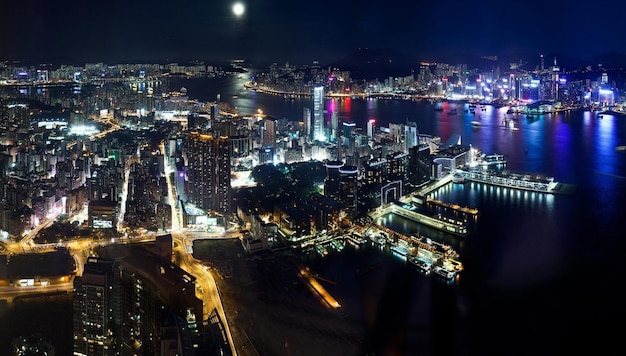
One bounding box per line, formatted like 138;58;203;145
616;145;626;151
460;168;565;194
409;257;432;274
411;234;462;265
599;109;626;117
390;245;408;259
482;154;506;166
315;244;328;256
370;233;387;247
471;121;481;127
452;173;466;184
432;266;457;281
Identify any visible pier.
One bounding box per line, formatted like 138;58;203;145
298;268;341;309
456;169;576;195
370;202;471;237
369;223;463;272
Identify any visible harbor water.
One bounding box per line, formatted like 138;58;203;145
178;73;626;355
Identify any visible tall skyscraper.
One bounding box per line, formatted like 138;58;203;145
262;117;277;149
405;122;418;151
72;257;116;354
303;107;311;139
367;119;375;139
342;121;356;153
187;132;231;214
324;160;343;203
338;165;359;216
408;144;432;190
552;57;560;101
313;86;325;141
330;111;339;143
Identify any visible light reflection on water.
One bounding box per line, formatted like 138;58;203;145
169;74;626;354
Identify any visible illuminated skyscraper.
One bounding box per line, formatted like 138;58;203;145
367;119;375;138
324;160;343;202
552;57;560;101
187;132;231;214
405;122;418;151
262;117;277;149
313;86;325;141
330;111;339;143
339;165;359;216
303;107;311;139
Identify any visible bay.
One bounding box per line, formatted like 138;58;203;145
174;72;626;355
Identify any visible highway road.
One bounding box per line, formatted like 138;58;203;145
161;140;237;355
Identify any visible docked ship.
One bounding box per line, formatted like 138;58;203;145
481;154;506;166
410;234;462;270
432;265;457;281
409;257;432;275
390;245;408;259
370;233;387;247
452;172;466;184
456;168;575;194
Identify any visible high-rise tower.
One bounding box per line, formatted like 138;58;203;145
262;117;277;149
303;107;311;139
187;132;231;214
313;86;325;141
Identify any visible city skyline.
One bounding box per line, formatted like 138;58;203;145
1;2;626;353
2;0;626;65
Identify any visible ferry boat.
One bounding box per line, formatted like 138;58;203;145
471;120;481;127
482;154;506;166
390;245;408;260
411;234;462;266
432;266;457;281
459;168;563;194
452;173;466;184
315;244;328;256
370;233;387;247
346;233;367;248
409;257;432;274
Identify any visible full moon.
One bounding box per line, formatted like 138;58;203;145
232;3;245;16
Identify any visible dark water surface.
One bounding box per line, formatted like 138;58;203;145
176;73;626;355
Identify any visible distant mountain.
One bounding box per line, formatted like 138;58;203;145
328;49;602;80
329;48;418;80
433;52;498;71
433;52;589;72
588;52;626;68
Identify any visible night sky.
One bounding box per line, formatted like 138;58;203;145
1;0;625;65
